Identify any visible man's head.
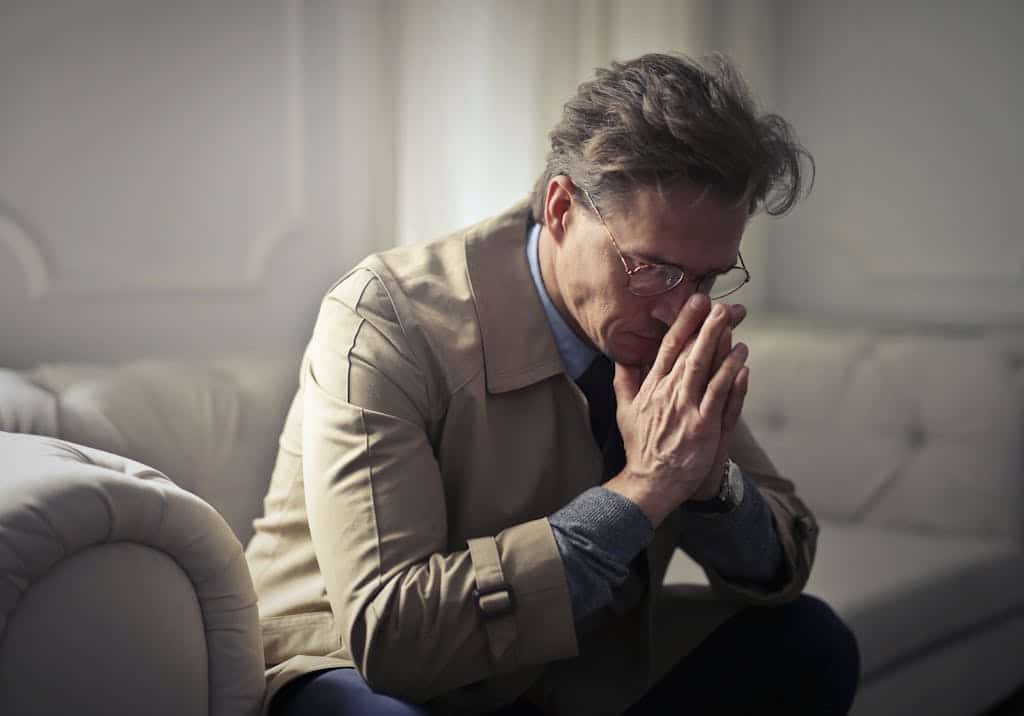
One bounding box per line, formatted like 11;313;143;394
532;52;812;367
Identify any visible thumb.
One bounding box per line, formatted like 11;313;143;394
613;362;642;406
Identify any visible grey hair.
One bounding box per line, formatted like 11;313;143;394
530;52;814;220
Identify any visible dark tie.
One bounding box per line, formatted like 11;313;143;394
574;355;649;610
575;355;627;481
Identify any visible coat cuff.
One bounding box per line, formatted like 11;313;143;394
702;485;819;606
467;517;578;671
676;471;784;586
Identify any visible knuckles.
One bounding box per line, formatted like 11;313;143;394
685;415;710;438
684;354;708;373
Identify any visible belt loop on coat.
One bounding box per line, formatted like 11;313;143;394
467;536;517;671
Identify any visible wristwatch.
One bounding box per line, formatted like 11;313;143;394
686;459;745;514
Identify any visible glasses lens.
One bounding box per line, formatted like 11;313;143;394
628;265;683;296
629;265;749;298
707;268;748;299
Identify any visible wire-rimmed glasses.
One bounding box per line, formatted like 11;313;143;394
580;187;750;299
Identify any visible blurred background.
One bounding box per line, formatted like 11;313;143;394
1;0;1021;368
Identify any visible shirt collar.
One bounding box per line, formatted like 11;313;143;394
526;222;598;380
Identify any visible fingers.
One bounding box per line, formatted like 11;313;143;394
650;300;745;380
700;341;748;421
727;303;747;330
720;365;749;435
677;302;732;399
710;325;732;379
684;304;741;385
650;294;712;377
686;304;743;371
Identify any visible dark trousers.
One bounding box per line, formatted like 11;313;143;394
272;594;861;716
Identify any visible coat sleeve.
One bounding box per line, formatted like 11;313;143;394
300;269;577;702
696;417;820;606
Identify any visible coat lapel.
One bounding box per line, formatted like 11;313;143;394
464;200;566;394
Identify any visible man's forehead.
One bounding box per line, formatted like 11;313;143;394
613;185;741;227
629;246;739;275
616;188;745;271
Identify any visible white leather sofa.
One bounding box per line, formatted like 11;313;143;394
0;355;299;716
669;319;1024;715
2;322;1022;715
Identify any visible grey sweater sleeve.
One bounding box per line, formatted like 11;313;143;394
549;487;654;622
551;471;787;622
677;469;786;586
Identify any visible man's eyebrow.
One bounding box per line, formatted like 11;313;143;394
630;250;735;275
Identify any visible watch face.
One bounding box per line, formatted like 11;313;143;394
718;460;742;507
727;461;744;505
717;477;731;503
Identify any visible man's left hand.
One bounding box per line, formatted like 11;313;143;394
685;304;749;501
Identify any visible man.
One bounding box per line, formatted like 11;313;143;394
246;52;860;715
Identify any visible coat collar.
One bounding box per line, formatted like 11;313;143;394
465;199;567;394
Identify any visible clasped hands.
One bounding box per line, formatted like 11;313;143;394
604;293;749;528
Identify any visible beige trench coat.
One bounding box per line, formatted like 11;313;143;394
244;200;819;715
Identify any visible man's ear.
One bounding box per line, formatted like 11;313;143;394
544;175;578;244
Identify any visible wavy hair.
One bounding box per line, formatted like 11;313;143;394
530;52;813;220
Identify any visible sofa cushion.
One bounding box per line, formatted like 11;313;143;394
743;324;1024;542
664;519;1024;681
850;615;1024;716
738;327;875;521
845;337;1024;542
23;354;299;543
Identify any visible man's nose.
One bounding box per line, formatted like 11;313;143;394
651;285;697;326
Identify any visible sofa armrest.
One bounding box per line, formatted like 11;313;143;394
0;432;265;715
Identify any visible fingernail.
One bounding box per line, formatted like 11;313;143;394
735;342;748;358
712;303;725;318
689;294;708;310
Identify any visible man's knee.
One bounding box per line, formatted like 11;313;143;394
771;594;861;710
781;595;860;664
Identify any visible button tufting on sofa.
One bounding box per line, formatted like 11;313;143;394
668;320;1024;716
3;326;1023;716
764;411;787;431
905;424;927;450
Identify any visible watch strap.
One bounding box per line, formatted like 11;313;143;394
683;459;742;515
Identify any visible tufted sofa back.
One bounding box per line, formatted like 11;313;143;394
0;354;301;545
740;321;1024;543
3;323;1023;546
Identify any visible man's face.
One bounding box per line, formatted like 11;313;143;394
550;182;747;368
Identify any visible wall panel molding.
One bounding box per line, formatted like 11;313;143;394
1;0;306;301
0;210;50;300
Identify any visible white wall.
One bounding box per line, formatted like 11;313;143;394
387;0;782;310
0;0;358;368
0;0;751;367
388;0;733;246
5;1;1013;369
767;0;1024;326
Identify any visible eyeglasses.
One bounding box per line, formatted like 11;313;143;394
581;188;750;299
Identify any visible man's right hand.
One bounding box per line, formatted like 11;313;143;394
604;293;749;528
